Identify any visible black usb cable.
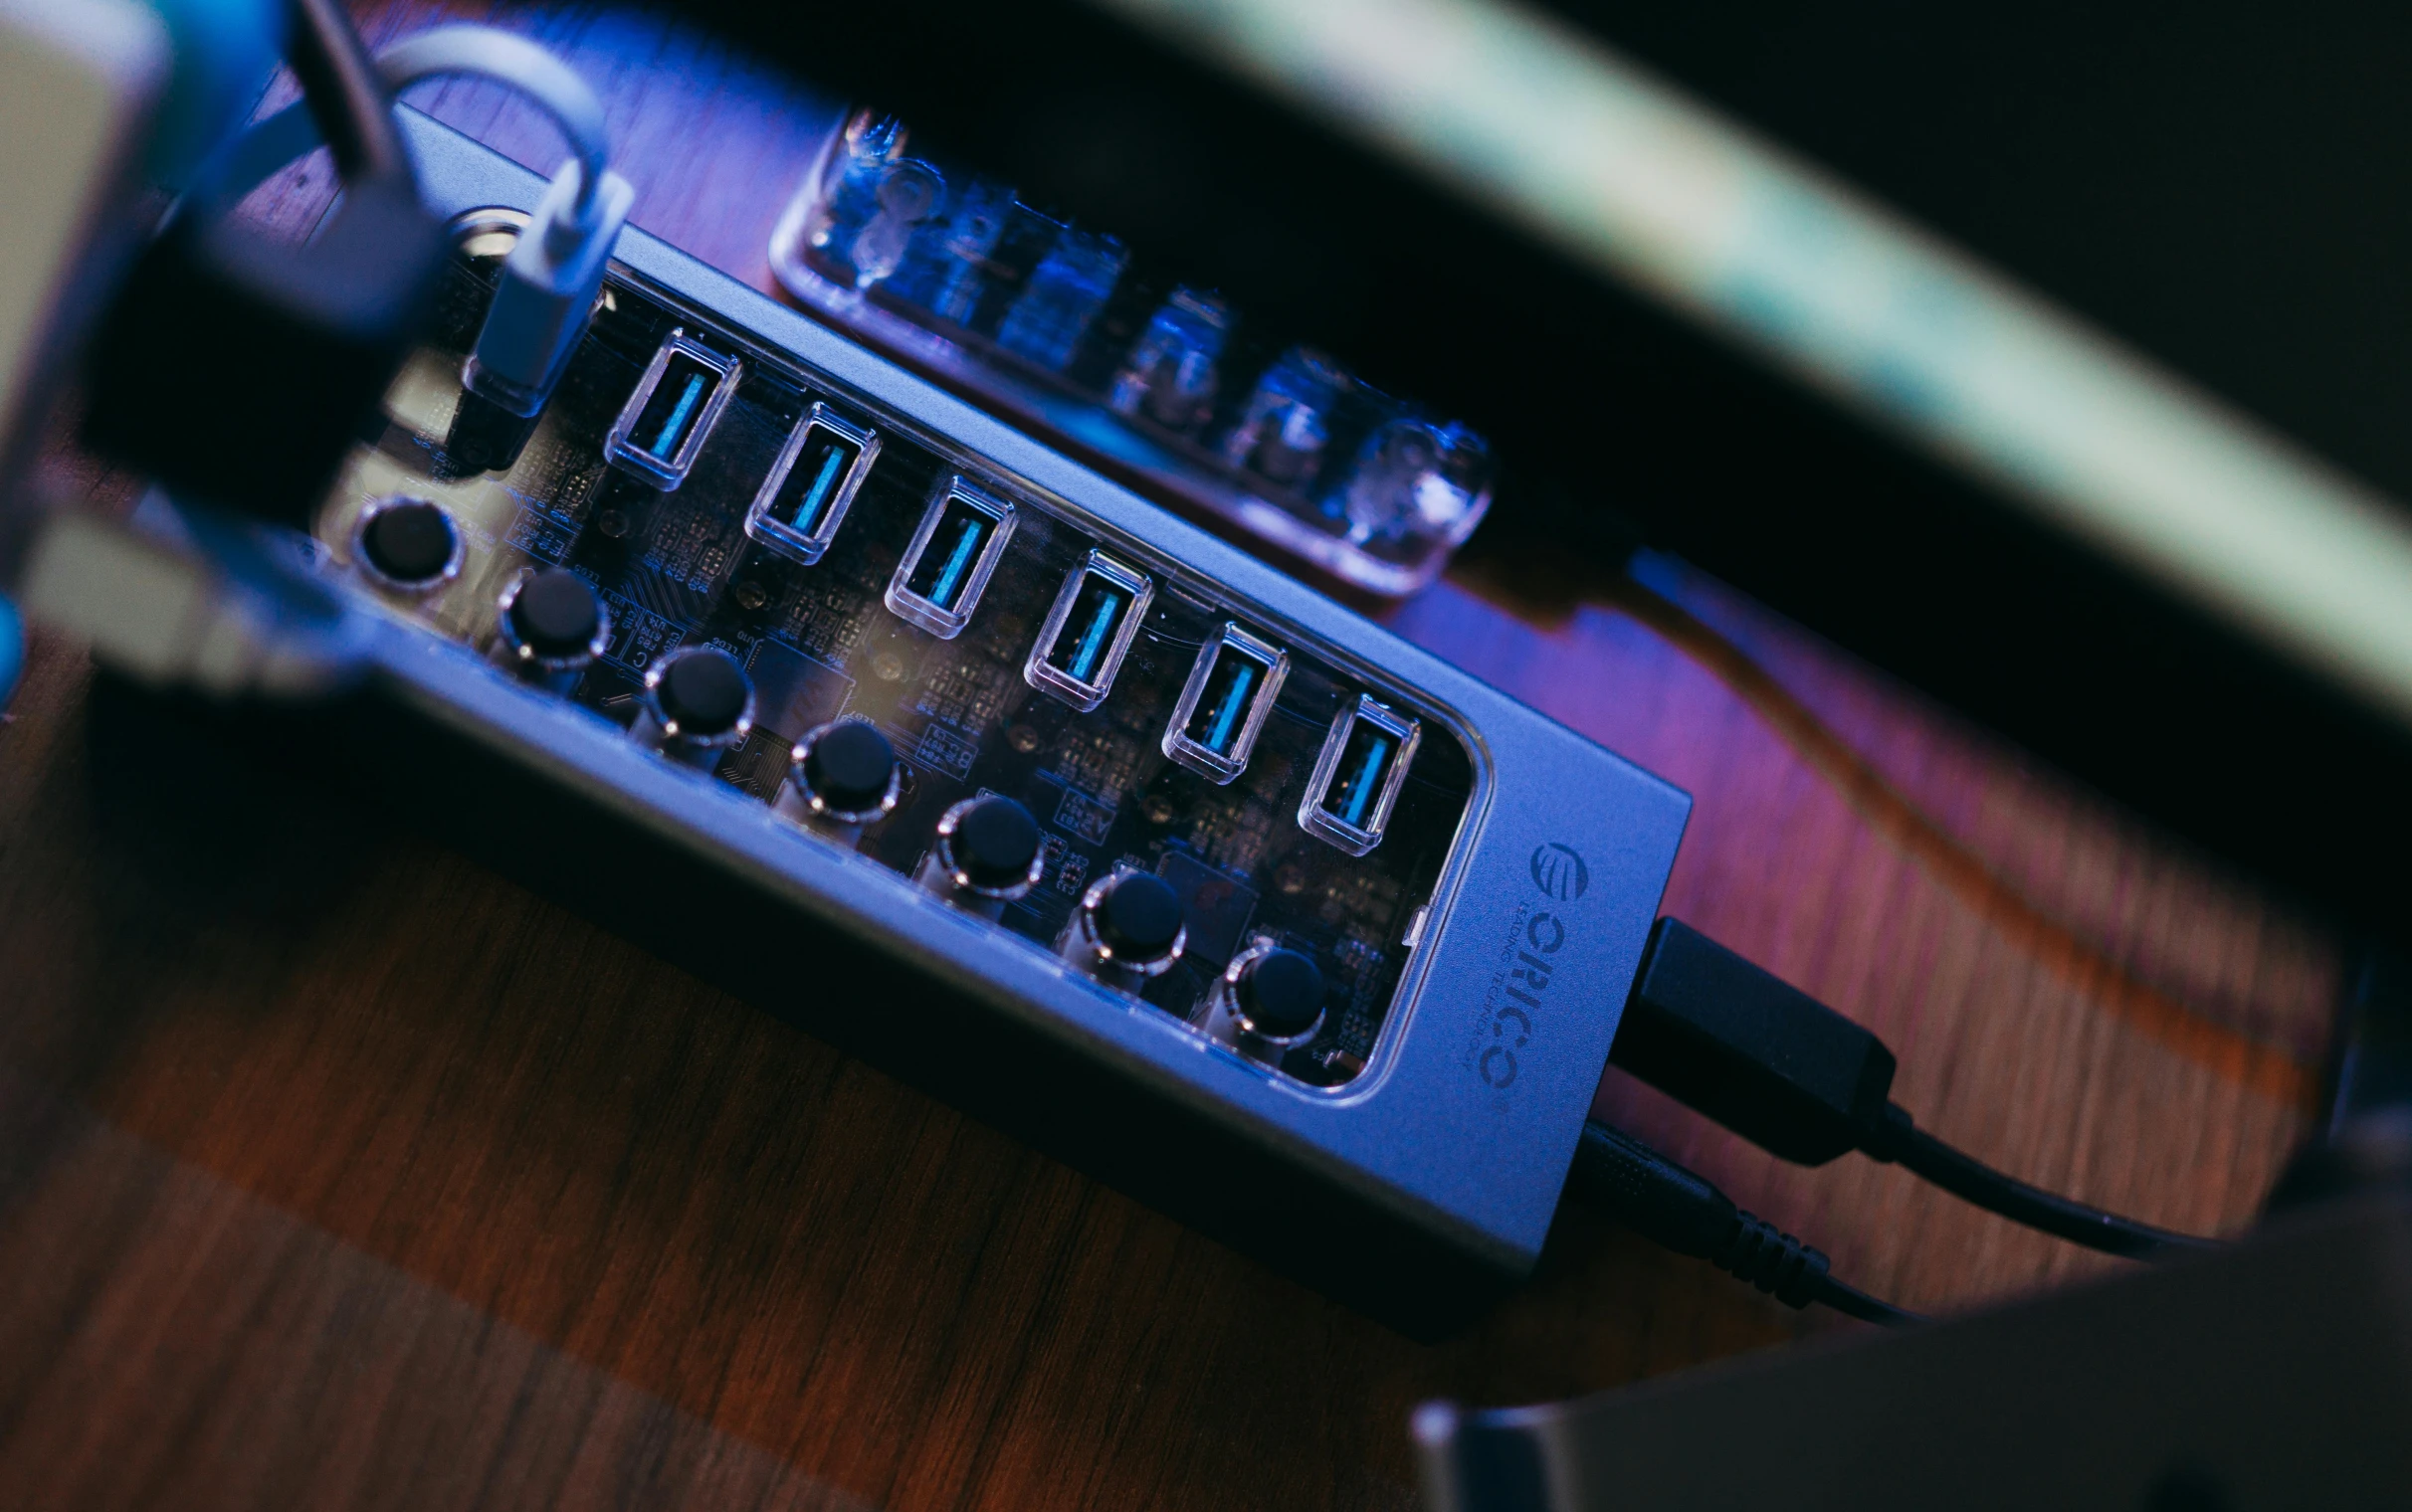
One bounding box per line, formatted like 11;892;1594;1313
1562;1118;1921;1326
1608;917;2222;1260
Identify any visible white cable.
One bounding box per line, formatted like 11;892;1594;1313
374;25;607;213
197;24;609;216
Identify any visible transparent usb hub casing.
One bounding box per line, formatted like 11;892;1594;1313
766;108;1496;598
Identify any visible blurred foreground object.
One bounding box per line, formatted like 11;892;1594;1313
0;0;167;520
1416;1179;2412;1510
77;0;447;528
1426;948;2412;1510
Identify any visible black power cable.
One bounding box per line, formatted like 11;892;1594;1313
1865;1106;2216;1259
284;0;411;184
1564;1120;1921;1327
1608;917;2223;1261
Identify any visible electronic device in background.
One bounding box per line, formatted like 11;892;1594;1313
766;109;1495;599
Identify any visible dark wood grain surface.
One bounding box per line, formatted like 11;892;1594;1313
0;4;2345;1506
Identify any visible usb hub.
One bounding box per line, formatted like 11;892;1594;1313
49;113;1690;1335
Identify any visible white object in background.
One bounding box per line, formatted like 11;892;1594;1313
19;504;367;695
0;0;167;489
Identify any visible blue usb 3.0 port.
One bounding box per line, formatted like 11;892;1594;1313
1163;623;1289;784
1299;694;1422;854
745;402;881;565
885;476;1018;638
603;331;741;489
1026;551;1154;711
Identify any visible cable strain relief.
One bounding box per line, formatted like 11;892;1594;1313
545;160;606;247
1864;1101;1916;1163
1712;1210;1832;1309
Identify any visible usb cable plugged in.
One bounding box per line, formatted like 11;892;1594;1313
1609;917;2223;1259
200;24;632;465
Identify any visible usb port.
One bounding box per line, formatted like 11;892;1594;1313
605;330;741;488
1299;695;1421;853
1163;623;1289;783
1026;551;1153;710
745;402;880;565
885;476;1017;638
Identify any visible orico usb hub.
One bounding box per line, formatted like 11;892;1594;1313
28;112;1689;1335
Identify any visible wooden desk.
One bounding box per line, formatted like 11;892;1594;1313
0;3;2342;1505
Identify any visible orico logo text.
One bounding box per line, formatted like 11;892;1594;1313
1478;908;1568;1090
1529;843;1589;901
1473;842;1587;1092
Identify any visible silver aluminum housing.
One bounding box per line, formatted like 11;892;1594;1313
1024;549;1154;712
742;400;882;565
1299;693;1424;855
334;114;1692;1320
1161;622;1289;784
603;328;742;489
885;474;1018;639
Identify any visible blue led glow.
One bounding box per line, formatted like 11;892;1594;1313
1207;660;1257;751
796;444;847;531
649;372;705;457
0;595;21;715
1068;592;1119;681
929;517;983;606
1336;730;1393;826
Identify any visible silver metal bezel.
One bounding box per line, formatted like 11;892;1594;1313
495;567;612;673
1161;622;1290;784
885;474;1017;639
351;493;466;595
603;328;742;489
1024;549;1154;712
932;796;1047;899
1219;937;1326;1046
743;401;882;565
639;646;756;749
1072;867;1188;979
1298;694;1422;855
786;716;904;825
